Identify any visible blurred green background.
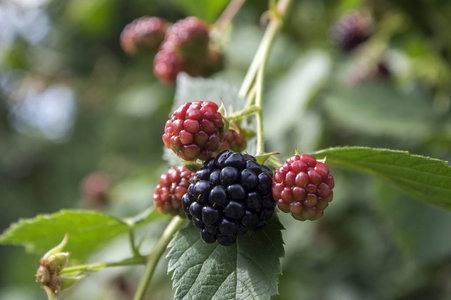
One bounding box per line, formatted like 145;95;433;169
1;0;451;299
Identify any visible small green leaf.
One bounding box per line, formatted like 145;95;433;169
312;147;451;210
167;216;285;300
0;210;129;261
171;0;229;23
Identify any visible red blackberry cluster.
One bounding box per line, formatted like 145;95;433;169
154;17;223;84
331;11;372;52
162;101;225;161
182;150;276;246
153;166;194;216
213;122;247;156
273;154;334;221
120;17;169;56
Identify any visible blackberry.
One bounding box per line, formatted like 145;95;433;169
163;17;210;59
162;101;225;161
153;17;224;83
212;122;247;156
273;153;334;221
153;166;194;216
182;150;276;246
331;11;372;52
153;50;184;84
120;16;169;56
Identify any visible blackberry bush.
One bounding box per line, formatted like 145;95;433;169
273;153;334;221
153;166;194;216
4;1;451;300
182;150;276;246
162;101;225;161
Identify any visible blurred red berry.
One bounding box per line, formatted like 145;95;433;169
120;16;169;56
81;173;109;209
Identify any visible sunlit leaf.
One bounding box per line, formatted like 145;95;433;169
312;147;451;210
167;216;284;300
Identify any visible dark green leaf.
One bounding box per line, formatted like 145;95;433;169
312;147;451;210
0;210;129;262
167;216;285;300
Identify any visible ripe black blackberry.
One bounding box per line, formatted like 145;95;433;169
331;11;372;52
182;150;276;246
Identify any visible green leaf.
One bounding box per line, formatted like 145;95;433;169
312;147;451;210
373;181;451;265
323;82;436;142
167;216;285;300
171;0;229;23
123;206;169;226
0;210;129;262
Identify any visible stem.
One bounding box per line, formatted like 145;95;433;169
228;105;260;122
215;0;247;29
60;256;147;275
238;20;279;100
238;0;293;154
238;0;292;101
133;216;187;300
255;66;266;155
128;227;141;257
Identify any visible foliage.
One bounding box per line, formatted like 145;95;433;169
1;0;451;299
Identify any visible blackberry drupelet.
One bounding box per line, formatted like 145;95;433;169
182;150;276;246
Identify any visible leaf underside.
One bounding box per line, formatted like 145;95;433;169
312;147;451;210
167;216;285;300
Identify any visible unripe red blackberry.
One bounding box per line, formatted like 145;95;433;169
331;11;372;52
213;122;247;156
163;17;210;59
153;50;184;84
162;101;225;161
153;166;194;216
120;17;169;56
273;153;334;221
182;150;276;246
